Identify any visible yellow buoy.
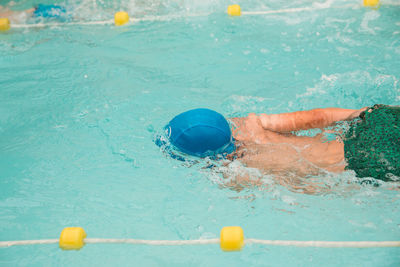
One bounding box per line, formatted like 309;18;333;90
220;226;244;251
363;0;380;8
59;227;87;250
227;5;241;16
114;11;129;26
0;18;10;32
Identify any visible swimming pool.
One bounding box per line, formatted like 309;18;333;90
1;0;400;266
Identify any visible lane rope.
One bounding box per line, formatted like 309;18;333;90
241;4;357;15
9;1;400;29
10;13;209;28
1;237;399;249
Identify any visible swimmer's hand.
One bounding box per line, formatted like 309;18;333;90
351;107;369;120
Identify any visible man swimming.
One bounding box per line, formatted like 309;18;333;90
161;105;400;184
0;4;65;23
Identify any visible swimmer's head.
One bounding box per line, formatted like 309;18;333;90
161;108;235;158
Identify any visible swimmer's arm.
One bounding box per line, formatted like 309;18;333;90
259;107;366;132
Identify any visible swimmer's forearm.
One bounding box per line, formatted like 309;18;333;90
259;108;364;132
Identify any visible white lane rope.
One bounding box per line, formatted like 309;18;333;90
0;239;59;247
10;13;209;28
242;4;357;16
245;239;400;248
11;20;114;28
84;238;220;245
241;1;400;16
1;238;399;248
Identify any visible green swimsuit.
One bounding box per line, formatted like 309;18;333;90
343;105;400;182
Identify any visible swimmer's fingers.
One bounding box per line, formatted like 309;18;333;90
359;105;380;119
372;104;385;110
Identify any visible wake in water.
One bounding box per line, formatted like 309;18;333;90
209;155;400;197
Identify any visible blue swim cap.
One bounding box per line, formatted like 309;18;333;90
165;108;235;157
34;4;66;19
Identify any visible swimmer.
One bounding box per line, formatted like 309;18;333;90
0;5;35;23
0;4;66;23
160;105;400;189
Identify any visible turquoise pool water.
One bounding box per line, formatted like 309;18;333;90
1;0;400;266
